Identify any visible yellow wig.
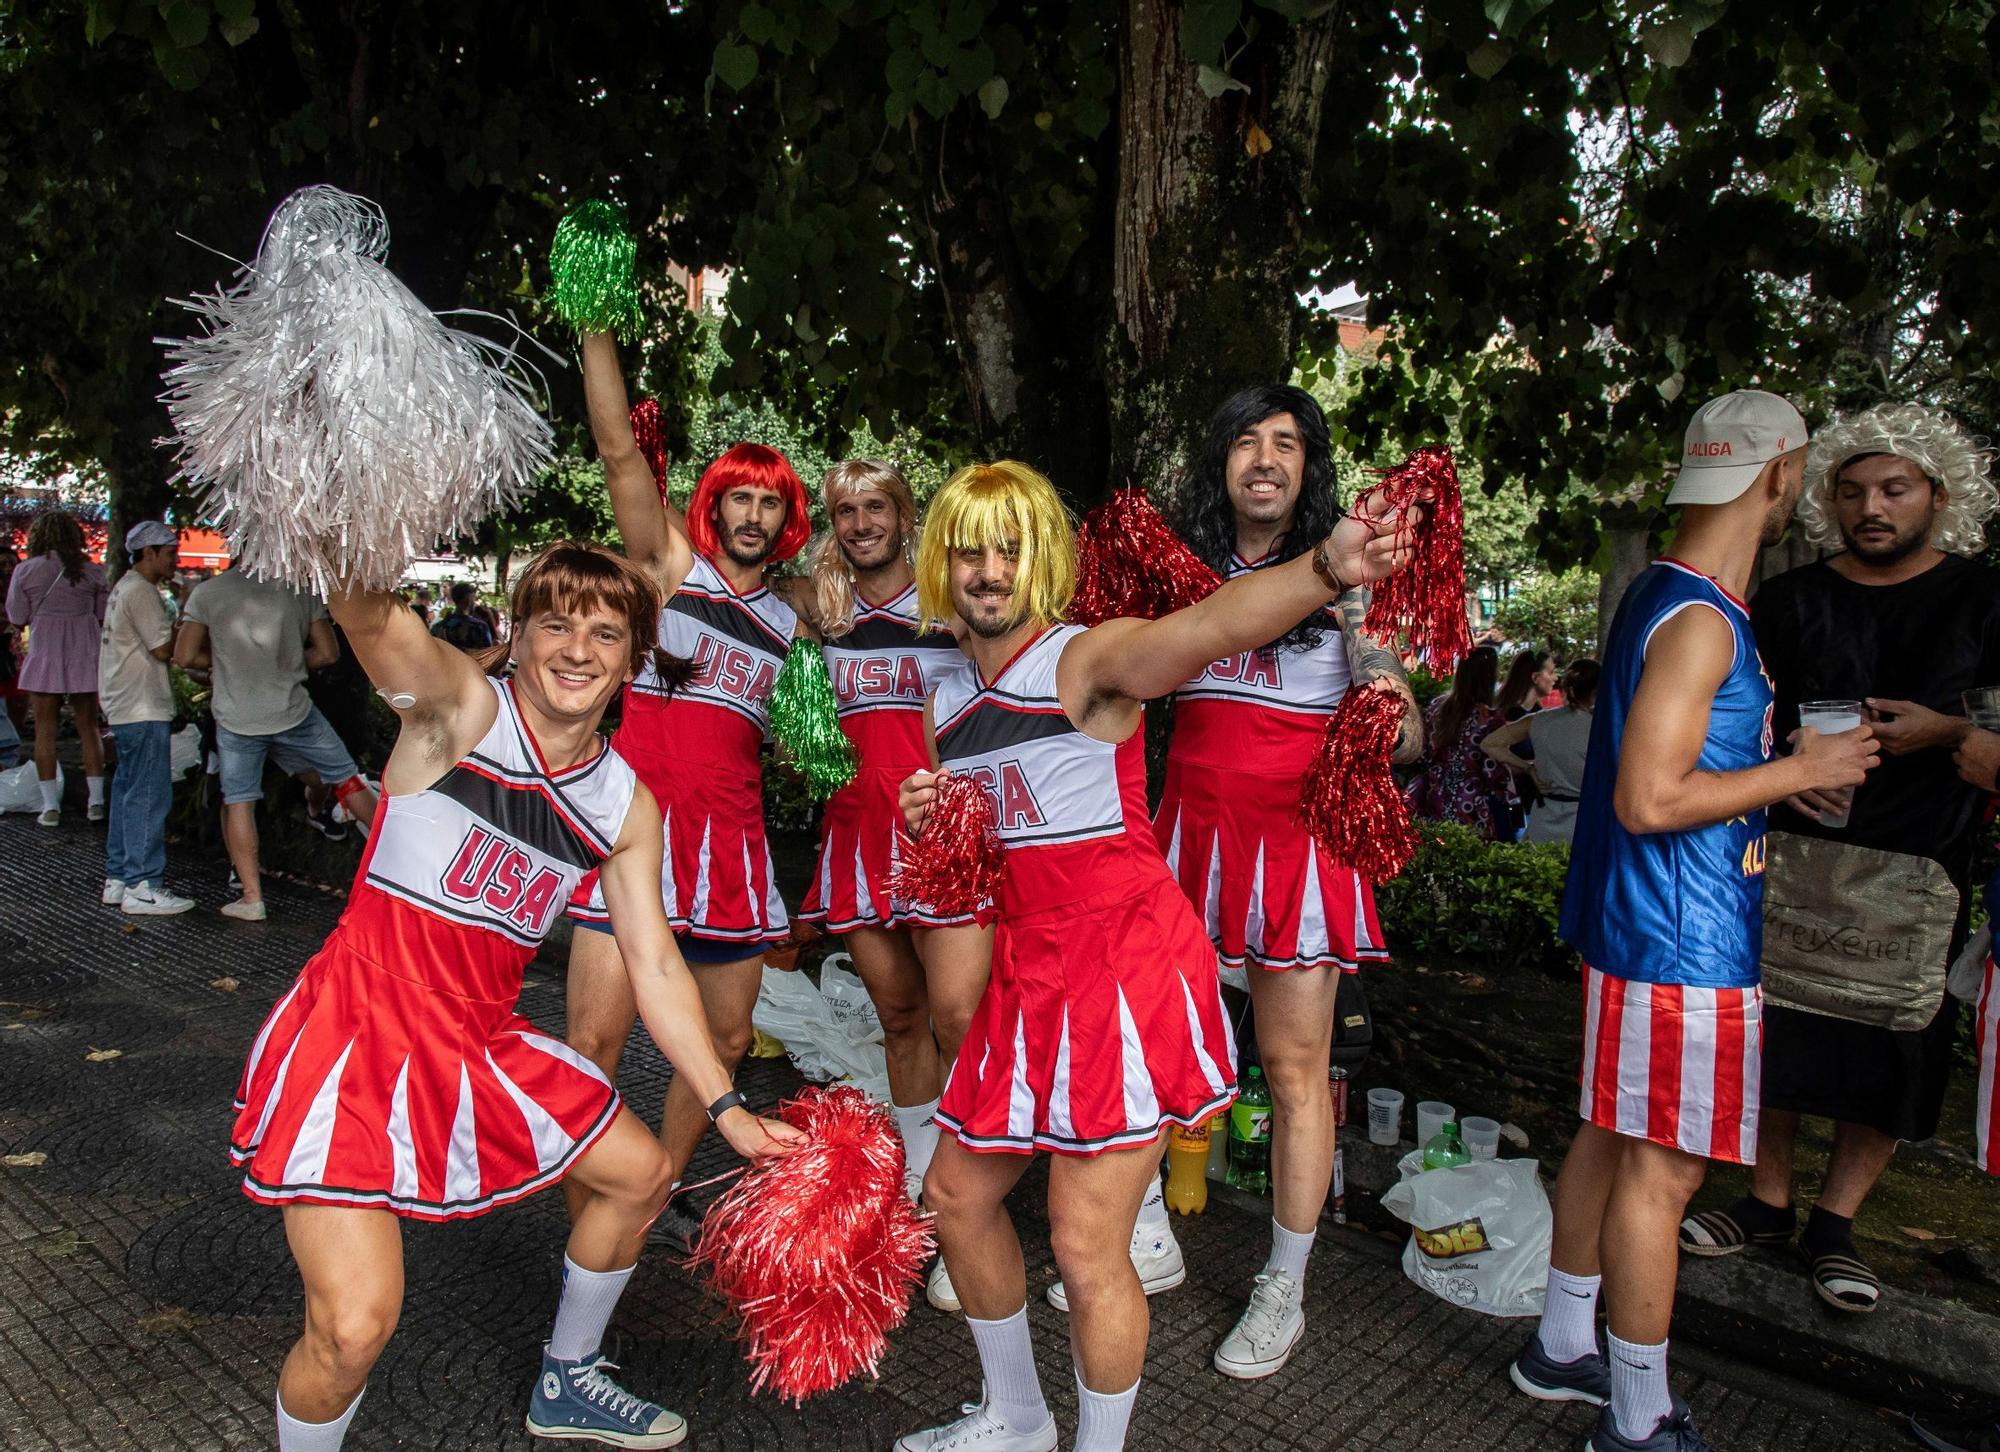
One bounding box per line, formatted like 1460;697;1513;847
915;461;1076;631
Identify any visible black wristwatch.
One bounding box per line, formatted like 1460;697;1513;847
705;1089;749;1124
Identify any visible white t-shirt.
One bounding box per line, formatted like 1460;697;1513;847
182;571;328;736
97;573;174;726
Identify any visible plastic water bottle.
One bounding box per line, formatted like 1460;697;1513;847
1164;1120;1210;1215
1226;1067;1273;1195
1422;1119;1471;1170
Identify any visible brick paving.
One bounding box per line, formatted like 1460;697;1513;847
0;810;1913;1450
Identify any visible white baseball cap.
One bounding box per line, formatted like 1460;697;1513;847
124;519;178;553
1666;389;1809;505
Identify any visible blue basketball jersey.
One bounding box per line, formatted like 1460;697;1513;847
1560;559;1775;988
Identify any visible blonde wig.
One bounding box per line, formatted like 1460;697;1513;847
915;461;1076;631
808;459;919;637
1798;402;1997;556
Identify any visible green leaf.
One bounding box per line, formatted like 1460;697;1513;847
152;41;209;90
220;16;259;45
740;4;776;44
712;40;759;92
214;0;256;21
1195;64;1249;99
1640;21;1694;68
1467;40;1512;79
978;76;1009;120
160;1;210;48
1180;0;1241;66
84;2;117;45
1483;0;1553;39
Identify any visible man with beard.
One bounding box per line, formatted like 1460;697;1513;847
893;460;1422;1452
1039;384;1423;1379
563;330;811;1231
1678;402;2000;1319
1510;391;1879;1452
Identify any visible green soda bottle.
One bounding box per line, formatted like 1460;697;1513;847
1225;1066;1273;1194
1422;1119;1471;1170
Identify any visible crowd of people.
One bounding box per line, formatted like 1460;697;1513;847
7;367;1999;1452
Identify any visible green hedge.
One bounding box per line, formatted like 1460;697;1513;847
1377;819;1576;973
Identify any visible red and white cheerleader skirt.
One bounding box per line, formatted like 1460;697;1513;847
1976;955;1999;1176
799;765;979;933
229;938;621;1220
1156;757;1387;972
936;874;1236;1156
1578;965;1763;1165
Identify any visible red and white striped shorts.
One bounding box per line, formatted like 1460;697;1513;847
1977;956;2000;1177
1578;965;1763;1165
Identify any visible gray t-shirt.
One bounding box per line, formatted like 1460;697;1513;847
182;571;328;736
98;573;174;725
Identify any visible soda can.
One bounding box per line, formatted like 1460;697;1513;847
1328;1065;1350;1130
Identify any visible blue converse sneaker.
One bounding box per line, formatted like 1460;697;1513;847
526;1351;687;1448
1586;1397;1718;1451
1508;1328;1610;1406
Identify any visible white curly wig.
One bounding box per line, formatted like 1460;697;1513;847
1798;402;1997;555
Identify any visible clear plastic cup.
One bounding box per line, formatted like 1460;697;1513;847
1461;1115;1502;1159
1797;699;1864;829
1366;1087;1404;1146
1963;686;2000;733
1416;1100;1455;1148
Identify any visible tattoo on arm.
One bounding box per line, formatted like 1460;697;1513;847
1335;588;1424;764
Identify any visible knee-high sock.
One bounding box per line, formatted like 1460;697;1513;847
276;1388;362;1452
1073;1372;1139;1451
548;1256;634;1362
966;1308;1048;1433
893;1096;942;1189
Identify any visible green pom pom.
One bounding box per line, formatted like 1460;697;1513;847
549;199;644;339
770;638;857;800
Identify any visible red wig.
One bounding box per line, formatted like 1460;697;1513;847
687;443;812;565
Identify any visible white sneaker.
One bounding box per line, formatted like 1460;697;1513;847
36;808;59;828
220;896;268;922
121;882;195;917
1046;1218;1186;1311
101;879;127;906
87;802;106;822
925;1257;961;1313
1213;1271;1305;1379
895;1402;1057;1452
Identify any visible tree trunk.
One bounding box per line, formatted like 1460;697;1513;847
1597;516;1652;647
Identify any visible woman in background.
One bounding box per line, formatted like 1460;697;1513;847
1482;658;1599;846
1408;644;1514;840
4;511;107;826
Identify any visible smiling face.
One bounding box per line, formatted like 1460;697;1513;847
510;599;634;724
833;487;905;573
715;485;791;567
1225;411;1305;538
949;539;1023;640
1834;453;1939;566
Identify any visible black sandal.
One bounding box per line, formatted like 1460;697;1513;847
1808;1246;1882;1313
1678;1196;1795;1257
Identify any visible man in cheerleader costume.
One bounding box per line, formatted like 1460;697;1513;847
230;542;800;1451
564;330;810;1229
1042;384;1425;1375
1509;392;1878;1452
786;460;992;1311
893;461;1420;1452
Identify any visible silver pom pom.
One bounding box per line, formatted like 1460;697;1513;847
160;186;555;596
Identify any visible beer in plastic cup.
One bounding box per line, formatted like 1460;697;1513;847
1797;699;1864;829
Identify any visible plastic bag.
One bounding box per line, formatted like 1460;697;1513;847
169;726;202;780
819;953;884;1037
1380;1151;1551;1318
0;761;55;814
1948;923;1990;1003
749;963;890;1102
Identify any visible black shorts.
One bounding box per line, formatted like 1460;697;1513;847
1759;995;1962;1141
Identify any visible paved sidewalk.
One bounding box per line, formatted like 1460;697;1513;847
0;812;1912;1450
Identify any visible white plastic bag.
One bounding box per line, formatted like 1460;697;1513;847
819;953;884;1039
1380;1151;1551;1318
749;963;890;1102
0;761;54;814
169;726;202;780
1948;923;1990;1002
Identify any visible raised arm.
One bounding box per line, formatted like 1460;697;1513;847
581;331;693;594
326;580;493;755
1614;606;1877;834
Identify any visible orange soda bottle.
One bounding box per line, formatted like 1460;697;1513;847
1164;1115;1213;1214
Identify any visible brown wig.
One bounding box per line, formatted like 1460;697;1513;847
26;510;87;583
493;540;680;683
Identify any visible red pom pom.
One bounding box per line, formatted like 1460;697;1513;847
689;1086;934;1404
629;398;670;505
1356;446;1472;674
1071;488;1221;625
890;771;1007;918
1296;686;1418;885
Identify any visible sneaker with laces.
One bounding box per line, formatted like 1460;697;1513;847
894;1401;1058;1451
1586;1397;1717;1452
304;797;349;842
101;879;127;906
1047;1219;1186;1311
37;807;59;828
926;1256;961;1313
525;1351;686;1448
220;896;267;922
1212;1270;1305;1379
1508;1328;1610;1406
122;882;195;916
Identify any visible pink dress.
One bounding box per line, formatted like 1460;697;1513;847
5;554;109;695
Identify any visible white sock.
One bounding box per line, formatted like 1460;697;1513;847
276;1388;362;1451
38;777;59;811
1607;1331;1672;1440
893;1096;942;1189
86;774;105;807
547;1256;634;1362
1265;1219;1315;1287
1134;1173;1170;1235
965;1308;1048;1433
1535;1266;1602;1364
1073;1372;1140;1451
